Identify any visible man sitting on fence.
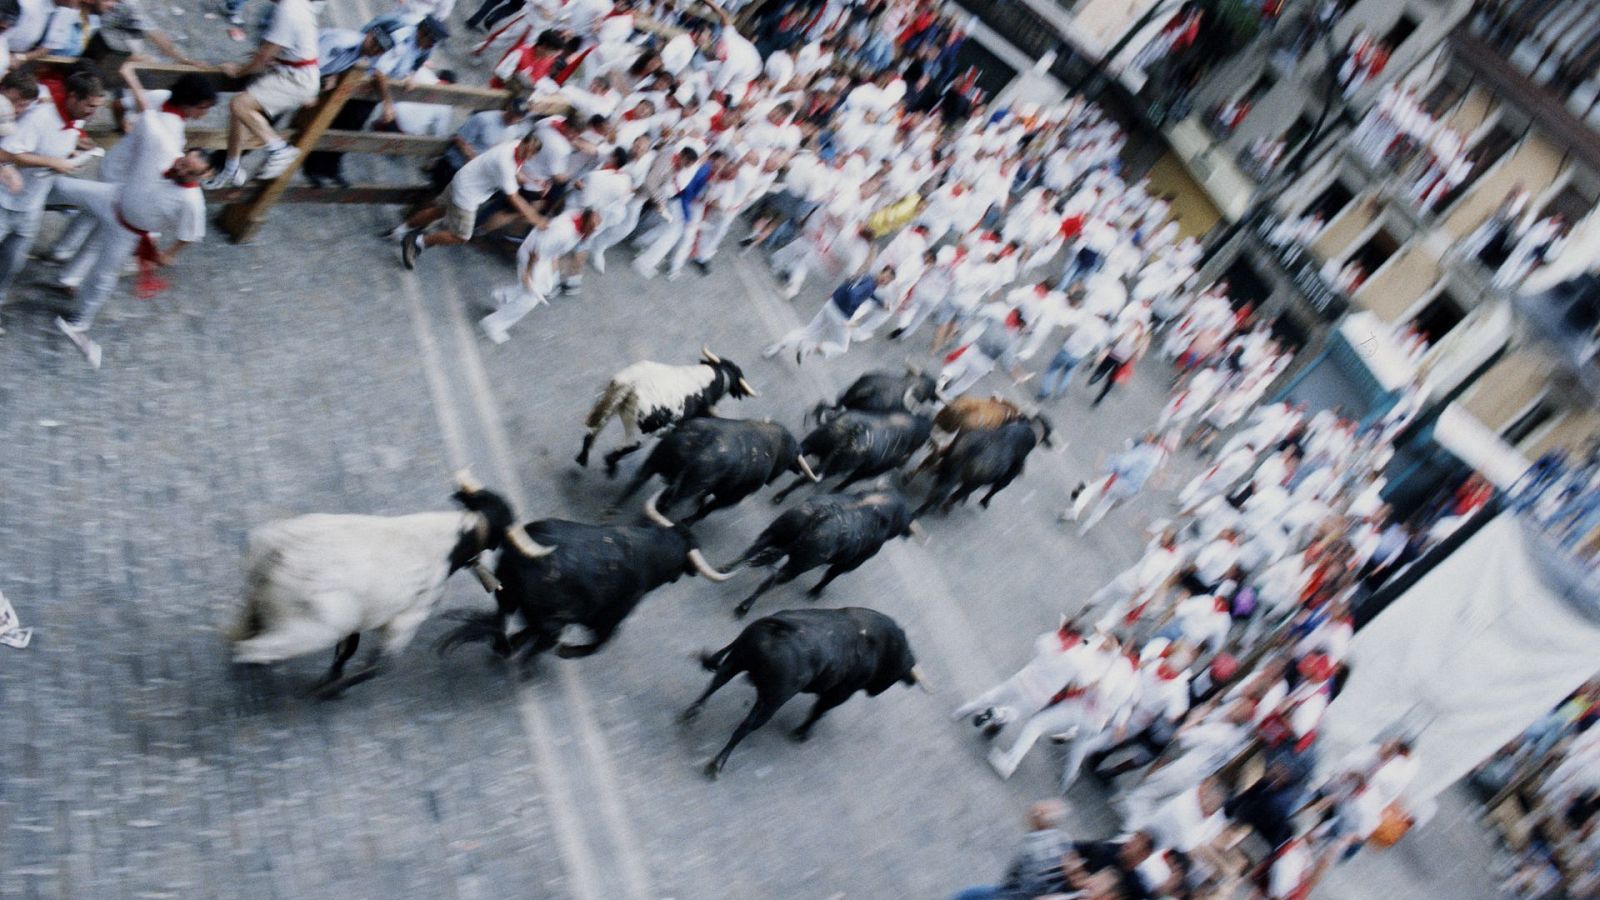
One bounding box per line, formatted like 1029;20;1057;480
205;0;321;189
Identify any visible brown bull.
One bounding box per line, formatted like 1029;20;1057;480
915;394;1030;478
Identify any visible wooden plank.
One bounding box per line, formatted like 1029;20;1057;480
180;127;450;156
203;184;430;205
219;67;365;243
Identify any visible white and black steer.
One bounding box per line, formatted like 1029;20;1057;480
684;606;930;778
576;346;758;476
721;489;922;617
437;512;732;661
228;471;516;698
615;417;819;524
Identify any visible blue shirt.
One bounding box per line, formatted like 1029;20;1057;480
1109;442;1164;490
830;276;883;318
676;162;714;217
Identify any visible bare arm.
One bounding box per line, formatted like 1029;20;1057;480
119;62;152;113
508;193;546;228
0;149;76;174
139;29;203;67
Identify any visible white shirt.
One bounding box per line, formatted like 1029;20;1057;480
577;166;633;221
660;33;696;76
1173;595;1232;651
0;99;81;213
1063;314;1111;358
1137;786;1223;852
263;0;320;65
7;0;52;52
116;108;192;235
449;139;522;210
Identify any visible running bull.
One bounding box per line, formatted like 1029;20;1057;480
722;489;921;617
916;416;1053;516
576;346;758;476
771;410;933;503
809;367;937;422
684;606;930;778
615;417;818;524
438;508;732;661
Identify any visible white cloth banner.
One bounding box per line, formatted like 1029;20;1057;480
1319;514;1600;803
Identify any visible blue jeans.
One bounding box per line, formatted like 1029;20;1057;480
1036;349;1084;399
950;887;1004;900
1059;247;1102;288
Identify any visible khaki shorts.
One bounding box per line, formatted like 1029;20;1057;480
247;65;321;118
444;203;477;240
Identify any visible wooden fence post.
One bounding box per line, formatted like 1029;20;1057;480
218;67;365;244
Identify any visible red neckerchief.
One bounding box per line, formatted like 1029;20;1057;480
1156;663;1182;680
1212;596;1230;614
37;72;84;139
160;101;184;119
1057;628;1081;651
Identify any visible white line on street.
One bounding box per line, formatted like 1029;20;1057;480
397;273;608;900
437;273;656;900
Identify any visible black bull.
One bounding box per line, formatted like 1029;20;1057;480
724;490;921;617
916;417;1053;516
616;418;817;524
683;607;929;778
810;370;937;421
772;410;933;503
437;520;731;660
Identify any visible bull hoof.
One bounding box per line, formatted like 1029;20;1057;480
790;726;812;742
703;759;722;780
679;705;701;724
733;604;752;619
805;586;825;600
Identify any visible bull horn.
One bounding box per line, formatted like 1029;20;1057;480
910;664;933;694
643;488;675;527
907;521;928;544
505;527;556;558
737;377;759;397
454;468;484;493
687;548;735;582
797;454;821;482
701;344;721;364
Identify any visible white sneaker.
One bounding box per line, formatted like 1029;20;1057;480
202;166;246;190
56;316;101;369
480;321;510;344
256;146;301;180
631;259;655;278
590;251;606;274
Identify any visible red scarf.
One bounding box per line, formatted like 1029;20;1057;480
37;72;83;139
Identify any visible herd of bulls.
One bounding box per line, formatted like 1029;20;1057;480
232;349;1052;777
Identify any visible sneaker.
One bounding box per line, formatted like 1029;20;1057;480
56;316;101;369
591;250;607;274
560;280;581;296
631;259;655;278
378;224;408;242
256;146;301;180
691;259;711;275
781;280;801;300
202;166;246;190
886;327;904;341
480;320;510;344
665;269;682;282
401;231;423;270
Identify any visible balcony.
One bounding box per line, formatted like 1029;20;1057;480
1448;25;1600;172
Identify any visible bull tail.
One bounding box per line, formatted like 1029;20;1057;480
699;642;735;672
434;610;505;656
585;380;631;432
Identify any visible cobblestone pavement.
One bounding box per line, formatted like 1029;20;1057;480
0;4;1500;897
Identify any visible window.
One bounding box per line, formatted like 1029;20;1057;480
1409;291;1467;344
1224;259;1273;309
1502;398;1559;446
1244;71;1277;104
1349;228;1402;276
1282;113;1316;150
1437;124;1519;209
1308;180;1356;221
1383;13;1419;51
1423;80;1466;113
